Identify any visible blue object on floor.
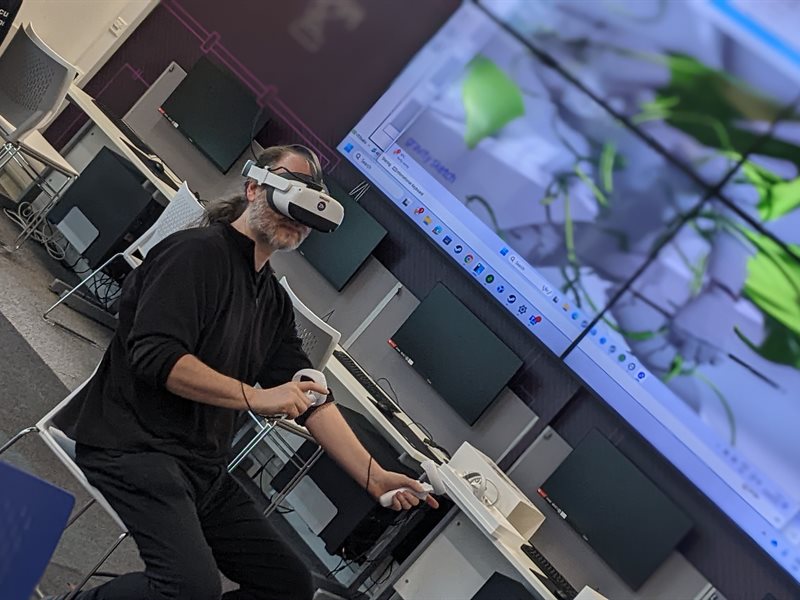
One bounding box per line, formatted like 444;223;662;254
0;459;75;600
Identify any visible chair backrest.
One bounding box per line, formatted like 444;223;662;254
0;460;75;600
0;22;77;143
279;277;340;369
130;181;206;259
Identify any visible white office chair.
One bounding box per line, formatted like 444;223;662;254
43;181;207;345
0;22;79;250
0;366;129;598
279;276;341;368
228;278;340;516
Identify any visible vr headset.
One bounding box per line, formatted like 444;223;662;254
241;160;344;232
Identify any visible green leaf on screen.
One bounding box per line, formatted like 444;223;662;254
462;56;525;149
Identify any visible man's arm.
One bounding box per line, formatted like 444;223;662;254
166;354;325;420
259;291;437;510
304;404;439;511
122;239;326;419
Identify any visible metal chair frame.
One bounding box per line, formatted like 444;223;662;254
0;369;129;599
42;181;205;346
228;278;339;516
0;22;79;252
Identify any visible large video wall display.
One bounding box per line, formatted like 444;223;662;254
339;0;800;584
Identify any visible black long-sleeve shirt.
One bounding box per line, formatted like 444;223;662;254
55;223;325;463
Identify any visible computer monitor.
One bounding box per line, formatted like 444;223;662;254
538;430;693;589
46;147;156;269
298;179;387;291
389;283;523;425
339;0;800;583
159;56;268;173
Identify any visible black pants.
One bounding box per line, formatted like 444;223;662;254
72;445;314;600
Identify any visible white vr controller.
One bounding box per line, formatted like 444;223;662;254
291;372;444;508
378;459;446;508
292;368;328;407
242;160;344;233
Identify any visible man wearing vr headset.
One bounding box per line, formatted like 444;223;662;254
49;145;437;600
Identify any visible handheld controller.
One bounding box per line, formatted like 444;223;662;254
378;459;445;508
292;368;328;407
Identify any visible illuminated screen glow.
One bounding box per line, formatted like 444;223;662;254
339;0;800;584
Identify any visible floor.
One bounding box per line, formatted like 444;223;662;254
0;212;135;595
0;211;357;598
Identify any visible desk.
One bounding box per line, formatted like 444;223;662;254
392;514;558;600
387;447;561;600
65;84;182;198
231;351;449;593
326;348;450;466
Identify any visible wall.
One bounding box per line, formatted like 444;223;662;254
16;0;157;82
329;163;800;600
45;1;800;598
44;0;459;155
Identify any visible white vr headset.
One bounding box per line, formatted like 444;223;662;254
242;159;344;233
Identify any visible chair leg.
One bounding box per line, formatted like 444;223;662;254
227;419;278;473
0;152;57;251
65;531;128;599
65;498;96;529
0;426;39;455
264;446;324;518
42;253;122;346
0;143;18;171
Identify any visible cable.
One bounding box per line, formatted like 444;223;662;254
60;251;91;273
337;508;418;569
365;455;374;496
408;420;431;440
250;104;268;160
91;571;121;579
372;377;450;458
375;377;400;408
3;203;69;260
348;180;370;201
321;309;335;323
364;561;394;595
240;380;256;414
324;557;347;579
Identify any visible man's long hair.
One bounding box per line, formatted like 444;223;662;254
204;145;324;226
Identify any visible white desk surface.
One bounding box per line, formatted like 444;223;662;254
66;84;182;198
326;349;449;466
17;131;79;177
439;466;559;600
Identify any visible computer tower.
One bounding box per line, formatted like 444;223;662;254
47;147;163;269
471;572;535;600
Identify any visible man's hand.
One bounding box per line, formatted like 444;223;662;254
370;468;440;511
249;381;327;419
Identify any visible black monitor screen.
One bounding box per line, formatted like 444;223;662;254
46;147;153;269
160;57;268;173
538;430;693;589
298;180;387;291
389;283;523;425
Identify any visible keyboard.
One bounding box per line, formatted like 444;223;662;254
93;98;156;156
520;543;578;600
332;349;439;461
332;350;401;414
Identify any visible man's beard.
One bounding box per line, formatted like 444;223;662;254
247;195;309;251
